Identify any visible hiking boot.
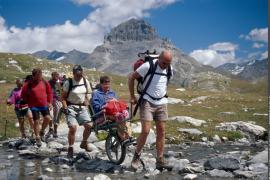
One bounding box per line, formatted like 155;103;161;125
45;128;53;139
36;138;42;147
80;141;93;152
67;146;73;159
53;132;58;138
39;130;45;142
156;157;173;171
130;151;142;171
21;133;27;139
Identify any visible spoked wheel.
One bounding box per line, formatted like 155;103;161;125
105;133;126;165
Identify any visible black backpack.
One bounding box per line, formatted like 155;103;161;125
66;77;89;99
133;50;172;99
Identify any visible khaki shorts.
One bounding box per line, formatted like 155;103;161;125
66;105;92;127
139;99;168;121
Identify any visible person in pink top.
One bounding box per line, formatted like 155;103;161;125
21;68;53;147
6;78;34;138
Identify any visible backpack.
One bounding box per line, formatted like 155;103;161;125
66;77;89;99
104;99;128;116
133;50;172;99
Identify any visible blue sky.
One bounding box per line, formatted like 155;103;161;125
0;0;268;67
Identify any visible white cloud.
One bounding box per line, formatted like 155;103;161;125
190;42;238;67
252;42;264;48
260;51;268;60
208;42;238;51
243;27;268;43
0;0;177;53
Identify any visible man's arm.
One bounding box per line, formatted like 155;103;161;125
128;71;141;105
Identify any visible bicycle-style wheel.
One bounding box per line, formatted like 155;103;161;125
105;133;126;165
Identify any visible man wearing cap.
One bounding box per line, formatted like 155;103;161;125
62;65;93;158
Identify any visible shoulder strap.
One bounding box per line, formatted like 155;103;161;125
167;65;172;84
83;77;88;95
142;60;154;84
133;61;158;116
66;78;73;99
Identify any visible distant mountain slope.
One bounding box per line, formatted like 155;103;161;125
216;59;268;80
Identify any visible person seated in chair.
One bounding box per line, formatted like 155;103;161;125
91;76;133;143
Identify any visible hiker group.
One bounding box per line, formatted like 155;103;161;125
6;50;173;171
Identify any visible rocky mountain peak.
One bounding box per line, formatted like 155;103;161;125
104;18;158;42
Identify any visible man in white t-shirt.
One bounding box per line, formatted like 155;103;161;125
62;65;93;158
128;50;173;171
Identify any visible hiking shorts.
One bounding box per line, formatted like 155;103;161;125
139;99;168;121
50;100;62;125
65;105;92;127
15;108;31;119
30;107;50;121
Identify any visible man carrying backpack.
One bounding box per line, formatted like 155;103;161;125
21;68;53;147
62;65;93;158
46;72;62;138
128;50;173;171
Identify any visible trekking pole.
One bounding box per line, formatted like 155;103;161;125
4;105;9;137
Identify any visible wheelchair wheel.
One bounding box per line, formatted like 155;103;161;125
105;133;126;165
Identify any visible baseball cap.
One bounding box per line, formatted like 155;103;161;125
73;65;83;73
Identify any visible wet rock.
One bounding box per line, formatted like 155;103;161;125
46;137;68;145
61;177;72;180
50;156;71;165
237;138;250;145
215;121;266;138
180;165;204;173
37;175;54;180
7;155;14;159
74;151;100;161
93;174;111;180
8;139;31;149
166;151;183;158
169;116;206;126
45;167;53;172
212;135;221;143
18;149;37;158
233;170;258;178
93;141;105;151
201;137;207;142
26;161;35;167
144;169;160;178
183;173;197;180
204;155;240;171
221;137;228;142
178;128;203;135
249;150;268;164
41;158;50;165
146;129;156;144
27;171;37;175
207;169;233;177
61;164;70;169
248;163;268;172
169;158;189;171
47;141;64;150
37;147;59;157
75;158;121;173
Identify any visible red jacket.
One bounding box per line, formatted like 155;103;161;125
21;79;53;108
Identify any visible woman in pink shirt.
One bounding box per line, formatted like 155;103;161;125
7;78;34;138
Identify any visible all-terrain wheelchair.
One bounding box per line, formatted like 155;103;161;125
88;103;136;165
